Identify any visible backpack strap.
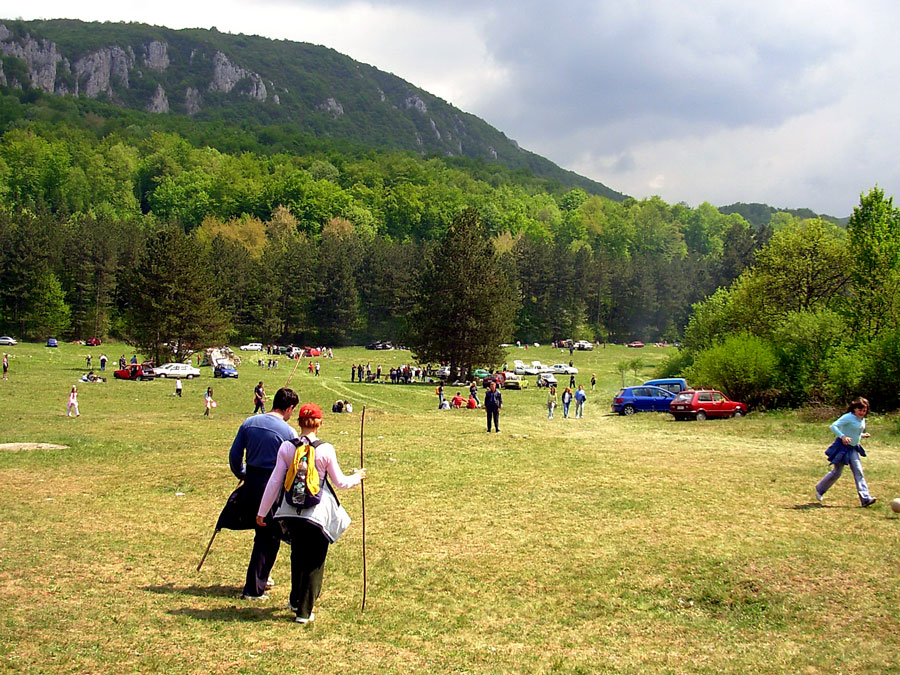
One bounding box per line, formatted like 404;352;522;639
283;437;324;495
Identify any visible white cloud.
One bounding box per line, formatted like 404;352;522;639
10;0;900;214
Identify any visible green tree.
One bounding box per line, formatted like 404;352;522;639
27;272;71;338
407;208;518;377
123;226;230;364
846;187;900;340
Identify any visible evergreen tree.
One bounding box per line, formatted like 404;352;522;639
123;226;230;364
407;208;518;377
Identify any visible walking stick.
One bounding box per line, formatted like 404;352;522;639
284;353;302;388
197;528;219;572
360;405;367;612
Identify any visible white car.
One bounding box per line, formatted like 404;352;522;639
574;340;594;351
531;361;553;374
513;360;527;375
154;362;201;379
240;342;264;351
551;363;579;375
0;336;17;346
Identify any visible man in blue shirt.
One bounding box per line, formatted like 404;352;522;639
229;387;299;599
484;381;502;433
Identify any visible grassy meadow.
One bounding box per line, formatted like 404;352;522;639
1;341;900;674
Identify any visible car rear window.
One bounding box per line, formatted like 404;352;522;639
673;392;692;403
615;389;625;397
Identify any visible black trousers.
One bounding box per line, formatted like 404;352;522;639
286;520;330;618
486;408;500;432
242;468;281;597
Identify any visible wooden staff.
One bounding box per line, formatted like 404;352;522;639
283;351;302;388
196;528;219;572
360;405;368;612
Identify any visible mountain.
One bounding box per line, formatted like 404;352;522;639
0;18;625;201
718;202;845;228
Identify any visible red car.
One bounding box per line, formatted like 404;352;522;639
86;337;102;346
482;372;507;388
669;389;747;421
627;341;645;348
114;364;156;381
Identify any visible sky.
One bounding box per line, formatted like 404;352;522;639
9;0;900;216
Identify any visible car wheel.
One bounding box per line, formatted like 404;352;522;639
158;374;166;378
137;376;143;381
696;410;707;421
623;404;636;416
733;410;743;418
187;374;193;379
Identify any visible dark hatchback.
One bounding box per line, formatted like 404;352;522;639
611;385;675;415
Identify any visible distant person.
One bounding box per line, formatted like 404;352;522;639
99;353;107;372
547;385;557;419
815;397;877;507
469;381;480;407
466;394;478;409
561;387;573;419
590;374;596;391
351;364;355;382
439;398;451;410
174;377;183;397
119;354;126;369
86;354;92;369
204;387;215;417
332;400;344;413
229;387;300;600
450;392;464;408
255;402;365;624
436;382;444;408
484;380;502;433
569;374;576;389
130;354;137;364
315;362;320;377
66;385;80;417
574;385;587;418
2;352;7;380
344;400;353;413
254;381;266;414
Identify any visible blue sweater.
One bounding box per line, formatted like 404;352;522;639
830;412;866;446
229;413;298;479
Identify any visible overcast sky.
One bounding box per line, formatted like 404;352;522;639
10;0;900;216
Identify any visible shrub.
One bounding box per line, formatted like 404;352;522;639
685;334;777;404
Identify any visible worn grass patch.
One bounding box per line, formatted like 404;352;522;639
1;341;899;673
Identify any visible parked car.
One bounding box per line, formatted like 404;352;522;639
0;336;17;346
502;372;528;389
611;386;676;415
86;337;102;346
627;341;645;348
154;362;201;379
669;389;748;421
643;378;689;394
240;342;263;351
45;338;58;348
536;373;558;388
513;360;528;375
575;340;594;351
366;341;393;350
551;363;578;375
473;368;491;379
114;363;155;381
482;372;506;388
214;361;239;378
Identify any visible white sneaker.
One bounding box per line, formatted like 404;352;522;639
294;612;315;624
266;576;275;589
816;491;824;502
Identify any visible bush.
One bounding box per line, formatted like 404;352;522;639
685;334;777;404
654;348;693;379
859;329;900;410
823;346;865;406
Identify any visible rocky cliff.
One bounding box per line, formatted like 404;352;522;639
0;18;625;200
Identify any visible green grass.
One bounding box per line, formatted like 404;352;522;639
1;341;900;673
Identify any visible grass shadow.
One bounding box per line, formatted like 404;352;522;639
786;503;849;510
143;583;239;598
168;607;282;622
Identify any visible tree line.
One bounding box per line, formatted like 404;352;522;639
0;123;773;352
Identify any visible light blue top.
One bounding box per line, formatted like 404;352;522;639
830;412;866;446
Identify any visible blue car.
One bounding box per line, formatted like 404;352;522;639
46;337;59;348
612;385;675;415
213;362;239;378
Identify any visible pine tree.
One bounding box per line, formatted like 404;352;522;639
407;208;518;378
123;226;230;364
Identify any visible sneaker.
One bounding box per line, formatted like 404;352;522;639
294;612;315;624
816;491;824;502
265;576;275;589
862;497;878;507
241;593;269;601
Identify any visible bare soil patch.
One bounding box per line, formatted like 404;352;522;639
0;443;69;451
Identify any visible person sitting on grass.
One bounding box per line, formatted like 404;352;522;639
466;394;478;409
256;403;366;624
450;392;464;408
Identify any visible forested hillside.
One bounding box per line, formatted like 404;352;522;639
0;90;774;348
0;18;623;200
